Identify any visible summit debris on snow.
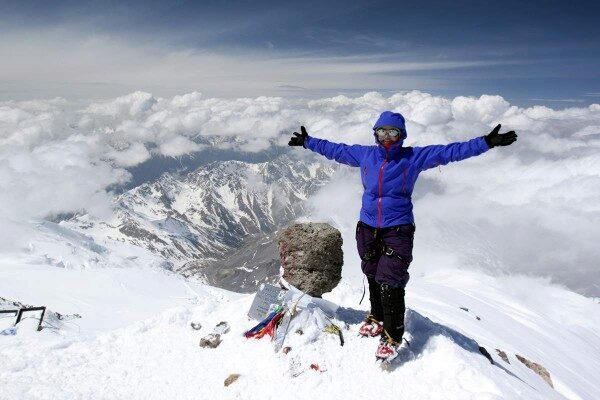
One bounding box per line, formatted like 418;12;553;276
1;296;80;333
278;223;343;297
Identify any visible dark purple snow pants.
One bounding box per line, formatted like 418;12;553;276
355;220;415;288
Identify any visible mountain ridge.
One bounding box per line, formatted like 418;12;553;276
63;153;339;287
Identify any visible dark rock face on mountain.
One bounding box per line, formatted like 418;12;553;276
278;222;343;297
185;230;282;293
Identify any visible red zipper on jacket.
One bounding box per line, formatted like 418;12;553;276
377;151;388;228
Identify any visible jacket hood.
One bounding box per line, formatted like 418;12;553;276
372;111;407;157
373;111;406;132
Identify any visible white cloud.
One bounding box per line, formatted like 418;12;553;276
84;92;157;117
106;142;152;167
1;90;599;295
451;95;511;123
158;136;203;157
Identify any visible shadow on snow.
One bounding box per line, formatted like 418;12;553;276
335;306;531;386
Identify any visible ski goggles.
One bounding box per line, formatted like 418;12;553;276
375;127;403;138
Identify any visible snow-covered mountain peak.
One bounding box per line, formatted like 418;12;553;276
57;153;338;280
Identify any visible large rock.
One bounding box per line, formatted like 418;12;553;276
278;223;343;297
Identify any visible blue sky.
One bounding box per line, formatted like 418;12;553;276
1;0;599;105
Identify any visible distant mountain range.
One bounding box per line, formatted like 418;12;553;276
65;153;338;291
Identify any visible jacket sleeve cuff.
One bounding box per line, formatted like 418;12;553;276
483;135;493;149
303;136;313;149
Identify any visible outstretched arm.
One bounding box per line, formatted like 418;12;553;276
288;126;364;167
412;124;517;171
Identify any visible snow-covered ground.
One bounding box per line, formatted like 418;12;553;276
2;78;600;399
1;239;599;400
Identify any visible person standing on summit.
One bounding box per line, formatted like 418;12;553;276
288;111;517;363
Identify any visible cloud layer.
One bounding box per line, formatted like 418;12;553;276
0;30;537;102
1;90;599;295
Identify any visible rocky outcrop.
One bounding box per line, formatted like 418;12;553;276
192;230;281;293
478;346;493;364
278;222;343;297
516;354;553;388
495;349;510;364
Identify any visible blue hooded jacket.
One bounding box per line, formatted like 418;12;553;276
303;112;490;228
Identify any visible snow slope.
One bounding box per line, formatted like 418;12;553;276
1;251;599;400
1;175;598;400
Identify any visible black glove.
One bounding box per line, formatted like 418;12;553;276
484;124;517;148
288;126;308;147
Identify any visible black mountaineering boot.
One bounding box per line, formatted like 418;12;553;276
380;284;405;342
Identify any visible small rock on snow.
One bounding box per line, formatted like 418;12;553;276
224;374;241;387
190;322;202;330
214;321;230;335
495;349;510;364
200;333;221;348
